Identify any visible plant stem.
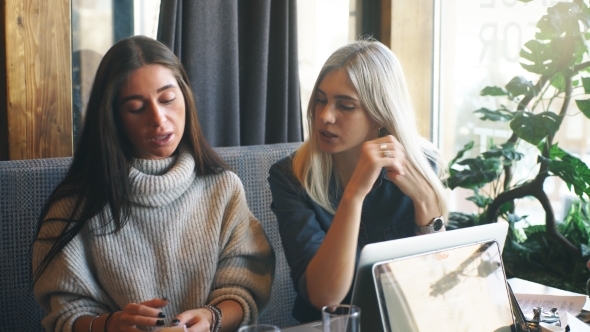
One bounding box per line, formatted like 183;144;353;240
488;73;580;255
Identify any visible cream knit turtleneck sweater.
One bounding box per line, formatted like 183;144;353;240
33;147;274;332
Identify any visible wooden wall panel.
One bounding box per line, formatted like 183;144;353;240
389;0;434;139
0;2;7;160
4;0;72;160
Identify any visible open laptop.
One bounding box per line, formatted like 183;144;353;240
372;239;514;331
282;222;509;332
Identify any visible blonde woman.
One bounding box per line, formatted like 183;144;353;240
268;40;448;323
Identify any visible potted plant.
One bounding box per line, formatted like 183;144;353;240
447;0;590;293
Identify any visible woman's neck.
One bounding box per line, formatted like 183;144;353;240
332;147;361;187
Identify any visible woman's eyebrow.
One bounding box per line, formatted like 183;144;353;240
334;95;358;101
119;84;177;104
316;89;358;101
157;84;176;93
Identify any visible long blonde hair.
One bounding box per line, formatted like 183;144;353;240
292;40;448;218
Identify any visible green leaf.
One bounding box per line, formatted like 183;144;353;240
499;202;514;216
446;212;480;230
518;0;533;3
482;142;524;163
474;107;514;122
550;72;566;92
448;141;474;168
582;77;590;94
510;111;561;145
448;157;502;190
524;224;546;237
539;144;590;200
573;36;588;63
575;99;590;119
466;194;493;208
520;37;575;75
520;40;558;74
500;142;525;161
507;213;523;223
505;76;536;99
536;2;586;38
560;200;590;247
447;169;498;190
480;86;507;97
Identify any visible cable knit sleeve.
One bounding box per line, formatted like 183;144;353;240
32;198;115;332
208;172;275;326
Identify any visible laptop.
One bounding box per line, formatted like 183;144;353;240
282;222;510;332
372;239;514;331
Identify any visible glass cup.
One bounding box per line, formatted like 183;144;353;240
238;324;281;332
322;304;361;332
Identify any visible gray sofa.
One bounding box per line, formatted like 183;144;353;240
0;142;301;331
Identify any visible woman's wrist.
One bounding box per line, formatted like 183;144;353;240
103;312;115;332
88;315;99;332
413;200;442;228
201;305;222;332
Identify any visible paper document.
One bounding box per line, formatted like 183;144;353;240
514;293;587;316
564;312;590;332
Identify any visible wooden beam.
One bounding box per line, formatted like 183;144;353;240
4;0;72;160
389;0;434;139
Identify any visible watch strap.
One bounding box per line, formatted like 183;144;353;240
415;216;444;235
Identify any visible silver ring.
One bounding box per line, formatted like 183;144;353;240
380;144;387;150
383;151;392;158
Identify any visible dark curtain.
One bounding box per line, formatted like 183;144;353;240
158;0;302;147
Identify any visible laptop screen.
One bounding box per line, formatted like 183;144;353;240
372;240;514;332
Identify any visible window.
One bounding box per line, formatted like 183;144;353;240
438;0;585;221
297;0;357;138
71;0;160;143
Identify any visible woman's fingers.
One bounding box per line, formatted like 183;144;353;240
140;298;169;309
123;301;164;317
119;310;164;327
372;136;406;176
174;309;211;332
118;298;169;328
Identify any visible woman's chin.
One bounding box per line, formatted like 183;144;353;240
135;145;179;160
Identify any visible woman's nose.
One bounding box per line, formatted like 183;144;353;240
318;104;335;124
148;102;166;126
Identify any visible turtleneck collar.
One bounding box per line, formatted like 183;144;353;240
128;145;196;207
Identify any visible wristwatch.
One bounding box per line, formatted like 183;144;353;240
415;216;445;235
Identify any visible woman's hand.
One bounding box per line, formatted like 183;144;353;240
173;300;243;332
378;135;442;227
344;135;404;198
378;135;432;200
172;308;213;332
109;298;169;331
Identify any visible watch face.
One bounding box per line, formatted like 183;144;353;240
433;218;444;231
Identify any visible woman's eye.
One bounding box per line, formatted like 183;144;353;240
315;98;327;104
339;104;355;110
126;104;144;114
161;97;176;105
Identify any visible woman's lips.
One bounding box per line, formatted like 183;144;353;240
149;133;173;146
319;130;337;143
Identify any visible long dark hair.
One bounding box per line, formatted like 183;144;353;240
32;36;228;283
